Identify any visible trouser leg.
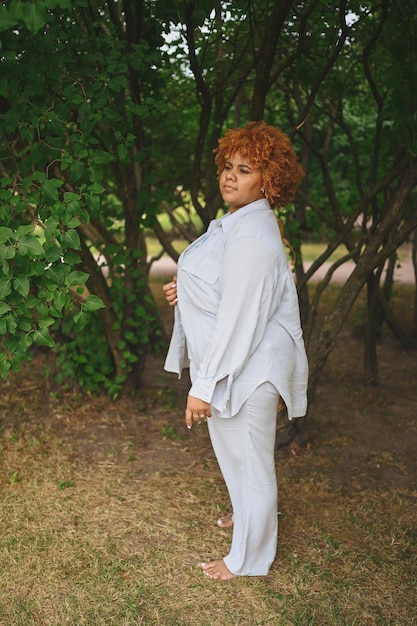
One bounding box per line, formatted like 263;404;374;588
207;382;279;576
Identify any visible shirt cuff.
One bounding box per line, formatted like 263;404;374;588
189;374;232;413
189;377;217;404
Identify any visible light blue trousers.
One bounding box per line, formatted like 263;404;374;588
207;381;279;576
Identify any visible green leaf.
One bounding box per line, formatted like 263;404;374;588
86;193;100;212
17;236;44;257
62;250;80;265
36;302;49;317
0;279;12;299
41;180;62;202
44;216;60;240
135;305;146;318
60;229;81;250
0;301;12;316
63;199;81;215
88;182;105;194
73;310;89;330
0;7;19;32
44;244;63;263
44;264;67;285
0;227;13;243
5;246;16;260
92;151;114;165
53;290;69;311
2;109;19;132
0;248;14;276
63;192;80;203
68;270;88;286
38;317;55;329
65;217;81;229
18;319;33;332
16;225;33;237
21;1;48;34
70;161;85;182
6;314;17;334
117;144;128;160
26;295;39;308
32;328;55;348
82;295;105;312
13;276;30;298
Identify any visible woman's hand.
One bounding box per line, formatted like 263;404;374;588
185;394;212;429
162;276;177;306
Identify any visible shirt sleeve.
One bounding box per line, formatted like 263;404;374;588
164;305;189;376
189;235;280;409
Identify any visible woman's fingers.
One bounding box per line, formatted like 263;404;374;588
185;410;208;429
185;395;212;429
162;276;177;306
185;408;193;429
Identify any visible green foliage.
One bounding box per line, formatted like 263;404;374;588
379;3;417;155
0;0;167;391
0;173;105;378
0;0;415;395
52;297;120;390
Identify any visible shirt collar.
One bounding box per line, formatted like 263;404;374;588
217;199;272;233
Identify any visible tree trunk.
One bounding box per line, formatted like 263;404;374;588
377;289;415;348
412;229;417;339
364;272;381;386
250;0;292;120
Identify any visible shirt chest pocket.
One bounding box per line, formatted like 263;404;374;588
182;255;221;285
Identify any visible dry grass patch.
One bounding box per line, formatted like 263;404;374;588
1;416;416;626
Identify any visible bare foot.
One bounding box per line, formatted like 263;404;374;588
201;560;235;581
216;512;233;529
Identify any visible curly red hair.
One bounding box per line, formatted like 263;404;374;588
214;121;304;208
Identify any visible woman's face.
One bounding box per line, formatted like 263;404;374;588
219;152;263;213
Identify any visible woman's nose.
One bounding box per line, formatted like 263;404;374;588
226;168;236;180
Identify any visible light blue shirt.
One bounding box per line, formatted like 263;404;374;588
164;199;308;419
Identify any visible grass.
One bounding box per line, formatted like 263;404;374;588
0;412;416;625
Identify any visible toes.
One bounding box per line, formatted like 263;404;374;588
216;513;233;528
200;560;235;581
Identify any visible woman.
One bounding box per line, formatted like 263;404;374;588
163;121;308;581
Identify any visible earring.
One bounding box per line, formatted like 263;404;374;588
261;188;265;195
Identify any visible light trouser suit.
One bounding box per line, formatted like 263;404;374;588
207;381;280;576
